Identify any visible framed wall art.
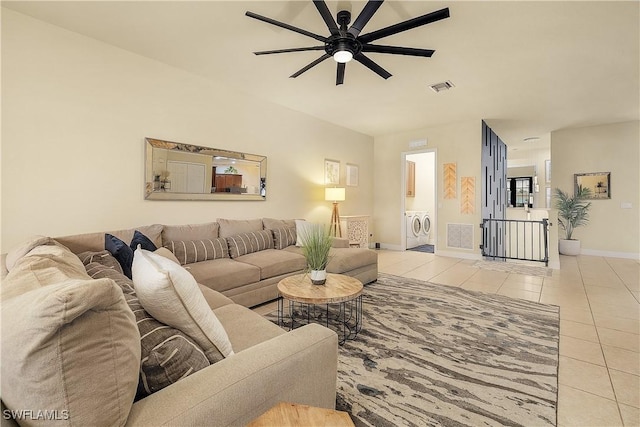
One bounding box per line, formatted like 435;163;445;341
346;163;359;187
325;159;340;185
575;172;611;199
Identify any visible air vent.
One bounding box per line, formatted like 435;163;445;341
429;80;455;93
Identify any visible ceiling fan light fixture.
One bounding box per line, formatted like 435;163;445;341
333;49;353;63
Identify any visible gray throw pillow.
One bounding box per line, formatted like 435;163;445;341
85;262;212;400
272;227;297;250
163;238;229;265
77;249;124;275
226;230;274;258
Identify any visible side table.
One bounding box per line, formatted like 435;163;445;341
277;273;363;344
248;402;354;427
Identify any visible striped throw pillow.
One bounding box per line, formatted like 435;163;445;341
226;230;274;258
272;227;297;250
84;262;213;400
164;238;229;265
77;250;124;275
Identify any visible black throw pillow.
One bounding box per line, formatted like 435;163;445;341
105;234;134;279
131;230;158;252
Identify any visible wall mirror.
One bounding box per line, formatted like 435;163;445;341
145;138;267;201
575;172;610;199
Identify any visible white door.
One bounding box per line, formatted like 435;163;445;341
167;161;206;193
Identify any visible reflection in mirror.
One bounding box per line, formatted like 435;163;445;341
145;138;267;201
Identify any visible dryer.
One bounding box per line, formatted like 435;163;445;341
406;211;422;249
419;212;431;245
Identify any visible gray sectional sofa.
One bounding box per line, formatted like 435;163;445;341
55;217;378;308
0;218;378;426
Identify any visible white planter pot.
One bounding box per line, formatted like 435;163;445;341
310;269;327;285
559;239;581;256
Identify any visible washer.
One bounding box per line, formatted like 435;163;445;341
420;212;431;245
405;211;422;249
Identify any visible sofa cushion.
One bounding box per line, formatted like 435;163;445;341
262;218;297;230
272;227;297;250
161;222;219;244
198;283;235;310
56;224;163;254
77;249;124;274
85;263;211;400
326;248;378;274
226;230;274;258
217;218;263;238
235;249;306;280
164;238;229;265
4;235;52;272
186;258;261;293
132;249;234;361
213;304;286;352
154;247;181;264
1;241;89;301
1;243;140;427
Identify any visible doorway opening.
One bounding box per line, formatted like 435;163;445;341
402;149;437;252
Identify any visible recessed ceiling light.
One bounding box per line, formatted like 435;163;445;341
523;137;540;143
428;80;455;93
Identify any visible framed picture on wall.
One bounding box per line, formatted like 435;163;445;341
346;163;359;187
545;159;551;183
325;159;340;185
575;172;611;199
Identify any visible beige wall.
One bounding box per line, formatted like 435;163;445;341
1;9;374;251
551;121;640;258
373;120;482;256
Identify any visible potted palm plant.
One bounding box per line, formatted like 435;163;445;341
554;185;592;255
299;224;333;285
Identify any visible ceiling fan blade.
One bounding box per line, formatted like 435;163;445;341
354;53;392;79
361;44;435;57
348;0;384;37
290;53;332;78
254;46;326;55
336;62;346;85
358;7;450;44
246;11;328;43
313;0;340;35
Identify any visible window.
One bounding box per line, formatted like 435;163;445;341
507;177;533;208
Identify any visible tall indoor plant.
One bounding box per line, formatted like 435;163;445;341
299;224;333;285
554;185;592;255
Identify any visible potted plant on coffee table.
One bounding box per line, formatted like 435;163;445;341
300;224;333;285
554;185;592;255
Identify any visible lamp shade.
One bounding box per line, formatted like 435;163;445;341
325;187;345;202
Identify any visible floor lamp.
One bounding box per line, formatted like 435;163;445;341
325;187;346;237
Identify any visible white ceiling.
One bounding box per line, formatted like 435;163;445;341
4;1;639;147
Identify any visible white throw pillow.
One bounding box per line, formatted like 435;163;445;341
295;219;319;247
131;248;234;360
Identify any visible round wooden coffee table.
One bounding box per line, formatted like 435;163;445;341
277;273;363;344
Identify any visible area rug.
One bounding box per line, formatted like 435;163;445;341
267;273;559;426
474;260;553;277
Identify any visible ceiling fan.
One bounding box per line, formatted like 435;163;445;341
245;1;450;85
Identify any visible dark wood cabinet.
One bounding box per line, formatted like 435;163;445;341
214;174;243;193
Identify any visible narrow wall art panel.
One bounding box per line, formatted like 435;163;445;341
461;177;475;214
444;163;457;199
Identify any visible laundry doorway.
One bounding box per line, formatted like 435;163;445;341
402;150;436;252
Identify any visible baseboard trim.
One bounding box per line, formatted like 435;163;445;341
434;250;482;261
580;249;640;260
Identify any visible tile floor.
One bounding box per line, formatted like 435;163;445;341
376;250;640;427
256;250;640;426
